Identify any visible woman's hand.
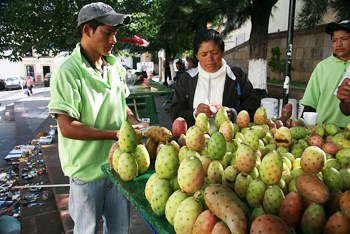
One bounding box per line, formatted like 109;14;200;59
196;103;215;118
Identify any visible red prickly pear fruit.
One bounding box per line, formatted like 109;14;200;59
281;103;293;119
172;117;188;138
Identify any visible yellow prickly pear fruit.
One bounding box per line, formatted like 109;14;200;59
118;120;137;153
254;107;267;125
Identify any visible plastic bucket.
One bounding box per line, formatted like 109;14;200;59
261;98;279;119
279;98;298;119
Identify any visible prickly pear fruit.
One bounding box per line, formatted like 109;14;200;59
290;126;307;140
144;173;160;203
260;150;283;185
207;160;224;184
192;209;218;234
254;106;267;125
215;107;229;129
172;117;187;138
236;110;250;129
263;185;285;215
279;191;304;227
250;214;293;234
133;144;150;174
235;143;256;174
143;125;172;142
219;120;234;142
195;113;210;134
324;123;340;136
296;173;330;204
281;103;293;119
165;190;188;225
111;147;124;174
155;144;179;179
204;184;248;234
108;141;119;166
145;137;158;161
339;191;350;220
207;131;227;160
274;126;292;147
300;146;326;174
118;120;138;153
301;203;327;234
234;173;253;200
185;126;205;152
222;165;239;189
246;179;266;208
117;152;138;181
177;156;205;194
324;211;350;234
211;221;231;234
323;167;344;192
173;196;203;234
308;134;325;148
150;178;172;215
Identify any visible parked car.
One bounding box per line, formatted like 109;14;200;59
0;78;5;90
3;75;26;90
44;73;51;87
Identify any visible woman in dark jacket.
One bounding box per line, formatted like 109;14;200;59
170;29;260;127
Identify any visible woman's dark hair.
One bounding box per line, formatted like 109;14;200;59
77;19;105;38
193;29;225;55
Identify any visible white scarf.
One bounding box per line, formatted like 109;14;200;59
193;59;227;109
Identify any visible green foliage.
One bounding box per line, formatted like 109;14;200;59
267;47;286;74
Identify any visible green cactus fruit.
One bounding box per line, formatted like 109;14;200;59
118;120;138;153
145;173;160;203
290;126;307;140
112;147;124;174
301;203;327;234
300;146;326;174
339;168;350;191
207;131;227;160
150;178;172;215
195;112;210;134
234;172;253;200
155;144;179;179
117;152;138;181
222;165;239;189
333;135;350;149
207;160;224;183
250;125;267;139
291;143;305;158
133;144;150;174
313;124;326;137
323;167;344;192
249;206;266;226
254;106;267;125
173;196;204;234
262;185;285;215
169;176;180;191
165;190;188;225
215;107;229;129
246;179;267;208
336;149;350;168
177;156;205;194
235;143;256;174
242;129;260;151
324;123;340;136
186;126;205;152
260;150;283;185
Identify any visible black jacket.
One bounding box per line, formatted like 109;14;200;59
169;66;260;126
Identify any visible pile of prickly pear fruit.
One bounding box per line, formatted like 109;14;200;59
110;106;350;233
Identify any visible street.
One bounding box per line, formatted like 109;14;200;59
0;85;51;168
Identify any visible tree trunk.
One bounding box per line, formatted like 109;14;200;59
248;0;278;93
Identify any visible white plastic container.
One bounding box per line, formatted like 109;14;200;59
261;98;279;119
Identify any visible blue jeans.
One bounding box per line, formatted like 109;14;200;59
69;177;130;234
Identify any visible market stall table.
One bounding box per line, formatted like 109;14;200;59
127;80;174;125
101;163;176;234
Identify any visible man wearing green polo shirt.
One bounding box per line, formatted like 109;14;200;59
48;2;149;233
301;19;350;128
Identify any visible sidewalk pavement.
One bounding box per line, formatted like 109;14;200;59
13;89;173;233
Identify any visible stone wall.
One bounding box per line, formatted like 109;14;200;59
224;25;331;84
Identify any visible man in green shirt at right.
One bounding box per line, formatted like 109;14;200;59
300;20;350;128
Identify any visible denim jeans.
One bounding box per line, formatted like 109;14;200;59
69;177;130;234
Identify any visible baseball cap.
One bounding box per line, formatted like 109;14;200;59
325;19;350;35
77;2;131;28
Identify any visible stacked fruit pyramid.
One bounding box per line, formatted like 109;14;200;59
109;104;350;234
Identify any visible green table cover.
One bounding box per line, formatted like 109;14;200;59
101;164;176;234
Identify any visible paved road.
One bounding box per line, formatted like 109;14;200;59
0;85;51;168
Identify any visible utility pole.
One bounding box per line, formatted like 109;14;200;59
283;0;296;106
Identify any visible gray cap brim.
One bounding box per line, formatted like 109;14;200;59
95;13;131;27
